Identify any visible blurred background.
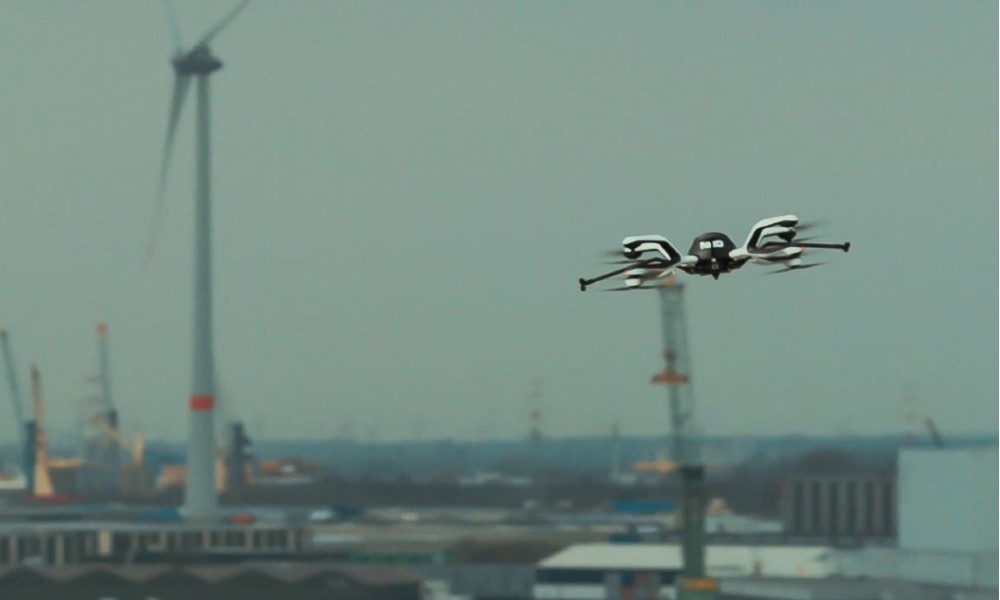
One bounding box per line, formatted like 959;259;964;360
0;2;995;599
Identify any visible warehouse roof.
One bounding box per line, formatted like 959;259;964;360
538;543;835;578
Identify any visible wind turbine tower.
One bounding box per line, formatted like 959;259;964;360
150;1;250;519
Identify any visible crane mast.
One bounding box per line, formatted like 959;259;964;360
0;330;34;491
0;330;26;426
651;279;694;463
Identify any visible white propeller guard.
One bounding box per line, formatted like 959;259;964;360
621;235;682;263
757;225;794;240
742;215;799;250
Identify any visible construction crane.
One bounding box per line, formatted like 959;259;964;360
213;380;255;494
650;278;694;464
89;416;145;467
1;330;34;491
647;278;713;596
925;418;944;448
29;366;55;498
225;422;253;498
83;322;121;496
0;330;26;441
88;415;150;496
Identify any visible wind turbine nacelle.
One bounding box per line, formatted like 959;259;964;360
172;45;223;75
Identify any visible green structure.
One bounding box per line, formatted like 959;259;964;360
677;464;718;599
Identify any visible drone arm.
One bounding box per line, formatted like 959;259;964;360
793;241;851;252
754;241;851;255
578;257;673;292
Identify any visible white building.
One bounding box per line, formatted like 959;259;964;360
838;446;999;590
533;543;835;599
898;447;998;553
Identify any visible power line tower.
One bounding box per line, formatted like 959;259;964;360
527;377;544;477
650;278;694;464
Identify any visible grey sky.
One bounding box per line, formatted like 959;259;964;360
0;1;996;442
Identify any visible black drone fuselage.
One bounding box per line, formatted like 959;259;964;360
683;232;744;279
578;219;850;291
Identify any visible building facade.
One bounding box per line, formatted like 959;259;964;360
0;564;422;600
781;474;895;539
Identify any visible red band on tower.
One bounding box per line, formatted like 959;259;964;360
190;395;215;411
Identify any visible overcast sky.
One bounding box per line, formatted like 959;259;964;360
0;1;996;444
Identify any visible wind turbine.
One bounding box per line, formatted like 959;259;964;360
150;0;250;519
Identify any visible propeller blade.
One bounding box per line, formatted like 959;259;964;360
629;269;673;282
146;74;192;263
600;285;657;292
601;258;674;271
797;219;825;232
162;0;184;53
195;0;251;47
765;262;826;274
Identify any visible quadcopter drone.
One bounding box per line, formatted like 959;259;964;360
578;215;850;291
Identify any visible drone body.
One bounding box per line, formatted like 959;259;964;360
580;215;850;291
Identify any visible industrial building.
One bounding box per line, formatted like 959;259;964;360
527;446;998;600
897;447;997;554
780;473;895;539
836;446;998;590
0;522;306;566
533;543;834;599
0;563;422;600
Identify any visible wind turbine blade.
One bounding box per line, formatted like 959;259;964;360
162;0;184;53
195;0;251;47
147;74;192;263
797;219;826;232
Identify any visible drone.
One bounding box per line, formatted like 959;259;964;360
578;215;850;291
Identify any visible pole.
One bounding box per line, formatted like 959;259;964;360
184;73;218;518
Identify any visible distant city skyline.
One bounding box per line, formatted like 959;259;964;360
0;1;996;442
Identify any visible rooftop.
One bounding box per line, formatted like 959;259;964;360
538;543;836;578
